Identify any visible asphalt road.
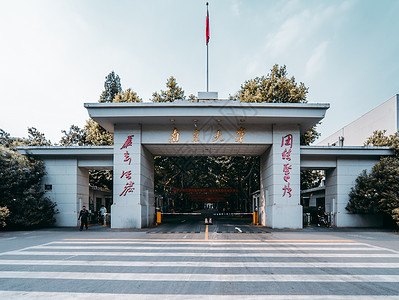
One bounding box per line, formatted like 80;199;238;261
0;219;399;299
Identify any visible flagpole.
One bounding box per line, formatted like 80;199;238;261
207;41;209;92
206;2;209;92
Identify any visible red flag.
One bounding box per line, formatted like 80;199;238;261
206;8;210;45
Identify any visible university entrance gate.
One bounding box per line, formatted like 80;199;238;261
86;101;328;229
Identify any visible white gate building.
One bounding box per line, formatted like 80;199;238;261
18;100;392;229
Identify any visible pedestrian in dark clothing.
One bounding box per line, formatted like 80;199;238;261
78;206;90;231
317;205;328;227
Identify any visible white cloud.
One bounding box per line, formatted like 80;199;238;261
264;11;308;57
231;0;241;17
304;41;329;81
264;2;349;58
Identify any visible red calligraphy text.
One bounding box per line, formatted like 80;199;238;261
281;134;293;148
120;135;134;150
282;148;291;161
124;151;132;165
120;170;132;180
283;163;292;182
281;133;294;197
119;181;135;196
282;182;292;197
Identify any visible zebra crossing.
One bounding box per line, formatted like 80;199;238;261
0;238;399;299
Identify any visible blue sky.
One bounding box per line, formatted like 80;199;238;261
1;0;398;144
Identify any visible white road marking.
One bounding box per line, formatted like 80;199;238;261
30;245;381;251
56;241;398;255
362;243;399;254
0;259;398;269
54;241;361;245
1;239;398;297
348;234;376;240
1;271;399;282
0;291;397;300
4;251;399;258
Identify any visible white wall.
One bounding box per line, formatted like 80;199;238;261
42;158;89;227
325;158;383;227
318;95;398;146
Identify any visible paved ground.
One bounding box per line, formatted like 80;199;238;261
0;219;399;299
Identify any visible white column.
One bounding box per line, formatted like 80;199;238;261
260;124;302;229
112;124;154;228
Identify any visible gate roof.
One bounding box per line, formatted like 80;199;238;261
85;101;329;135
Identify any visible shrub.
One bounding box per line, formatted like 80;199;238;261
0;146;58;229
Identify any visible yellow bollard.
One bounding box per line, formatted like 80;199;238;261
253;211;258;225
156;211;162;224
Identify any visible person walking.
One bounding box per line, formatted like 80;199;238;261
99;205;107;224
78;205;90;231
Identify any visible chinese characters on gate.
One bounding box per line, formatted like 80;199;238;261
169;127;246;143
281;134;293;198
119;135;135;197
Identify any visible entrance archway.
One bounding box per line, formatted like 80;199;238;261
85;101;328;229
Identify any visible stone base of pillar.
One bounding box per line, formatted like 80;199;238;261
266;204;303;229
110;204;142;229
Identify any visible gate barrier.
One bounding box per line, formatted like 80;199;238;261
156;212;255;225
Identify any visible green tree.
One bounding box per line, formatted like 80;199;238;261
346;170;380;214
300;126;321;146
0;146;58;228
370;157;399;214
152;76;185;102
347;130;399;226
347;157;399;216
188;94;197;102
392;208;399;227
0;129;14;148
300;170;323;191
59;125;87;146
364;130;399;154
1;128;51;148
99;71;122;103
24;127;51;146
0;128;17;149
364;130;391;146
235;64;320;145
236;64;308;104
113;88;142;103
0;206;9;227
84;119;113;146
